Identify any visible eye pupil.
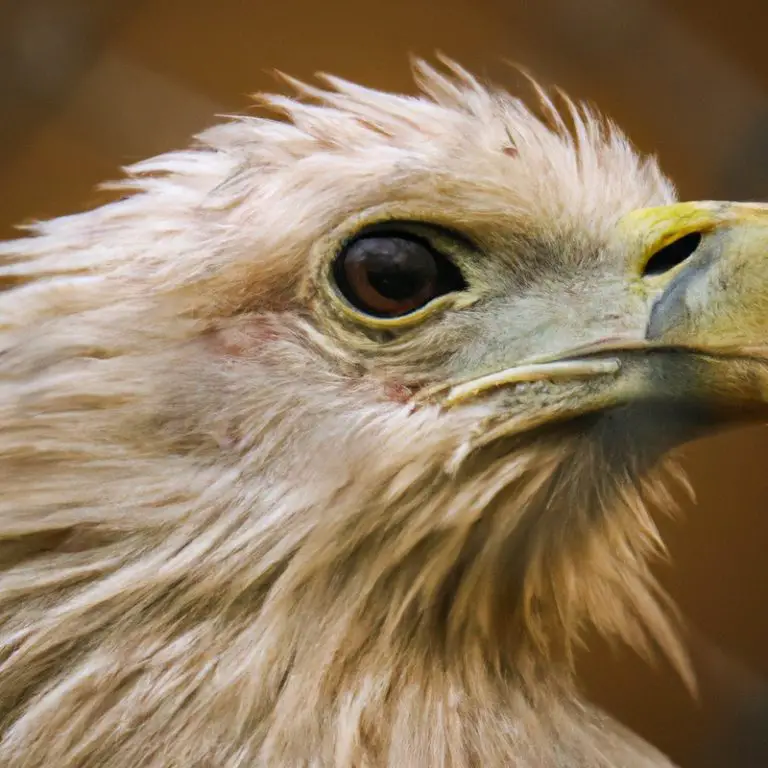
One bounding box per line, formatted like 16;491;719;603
363;241;436;300
369;266;426;300
333;234;466;318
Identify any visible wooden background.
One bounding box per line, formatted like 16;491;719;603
2;1;767;764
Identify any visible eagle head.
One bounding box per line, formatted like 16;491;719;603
1;60;767;767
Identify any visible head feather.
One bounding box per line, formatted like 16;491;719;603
0;60;683;766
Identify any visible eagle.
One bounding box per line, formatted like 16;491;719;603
0;59;766;767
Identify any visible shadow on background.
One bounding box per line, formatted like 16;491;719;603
2;1;767;765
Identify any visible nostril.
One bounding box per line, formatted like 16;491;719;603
642;231;702;277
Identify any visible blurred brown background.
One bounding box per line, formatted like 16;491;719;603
1;0;767;765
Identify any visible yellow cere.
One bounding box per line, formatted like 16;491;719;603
618;202;719;265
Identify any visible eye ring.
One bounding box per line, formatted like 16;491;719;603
332;233;467;319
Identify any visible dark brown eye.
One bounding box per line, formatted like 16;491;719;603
333;235;467;318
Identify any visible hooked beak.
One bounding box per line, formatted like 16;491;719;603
419;202;768;444
630;201;768;420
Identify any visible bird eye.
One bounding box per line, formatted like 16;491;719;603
332;235;467;318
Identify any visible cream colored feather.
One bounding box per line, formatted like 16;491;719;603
0;60;685;766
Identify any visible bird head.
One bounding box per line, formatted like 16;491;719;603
2;60;768;761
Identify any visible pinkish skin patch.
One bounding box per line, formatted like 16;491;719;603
211;424;238;450
383;381;415;404
207;321;418;411
204;320;282;358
